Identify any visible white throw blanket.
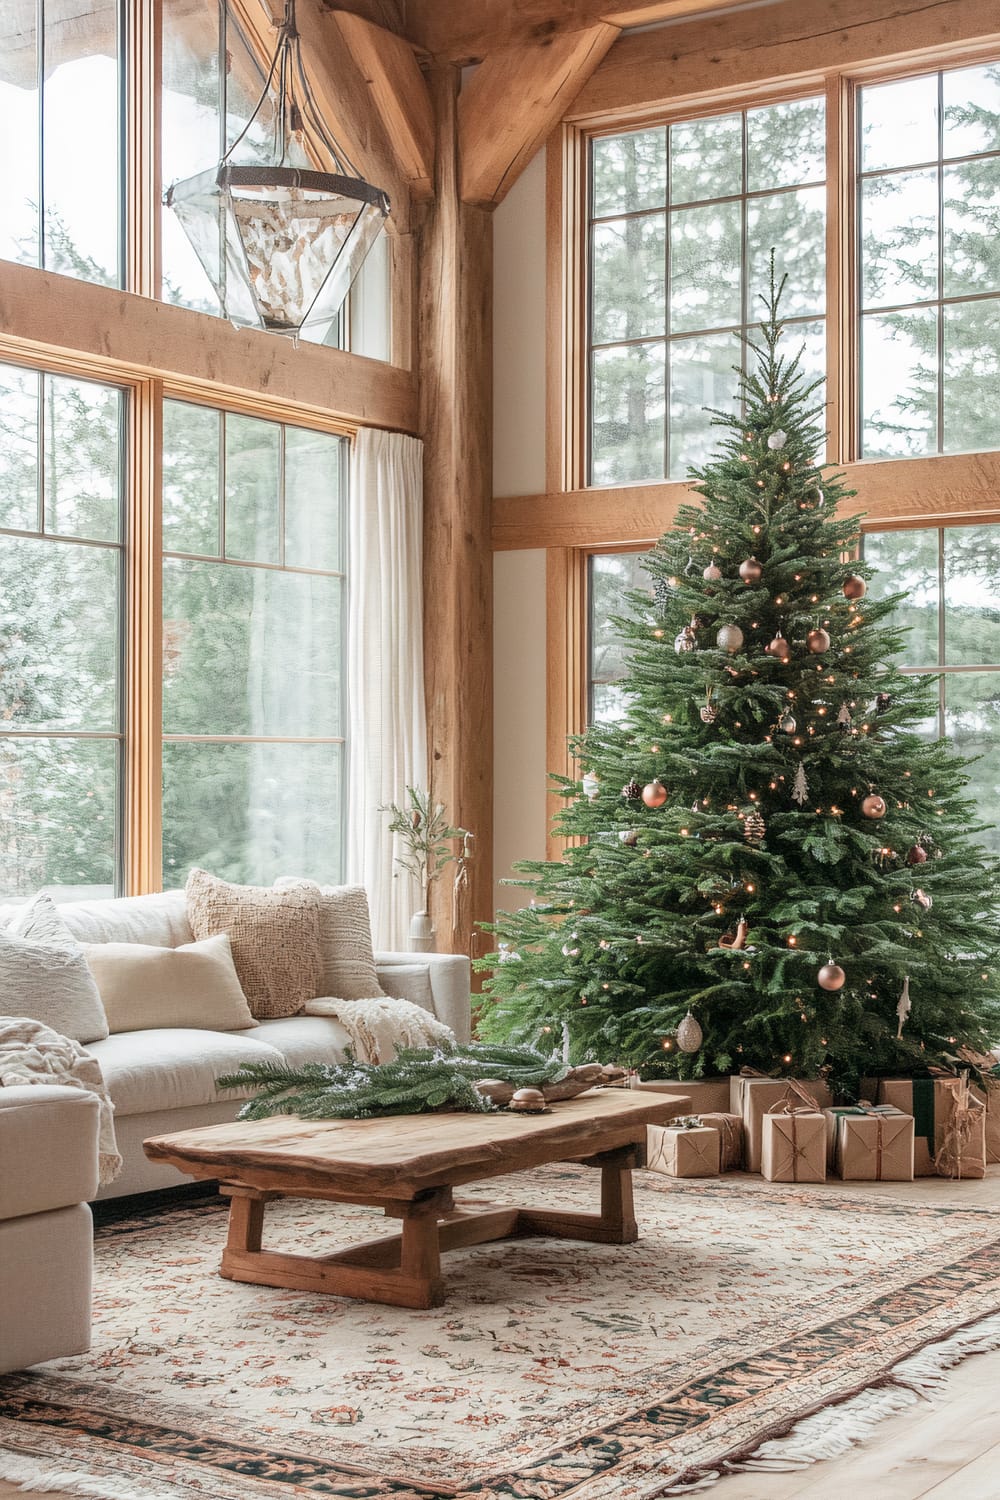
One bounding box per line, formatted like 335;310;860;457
304;995;455;1064
0;1016;122;1185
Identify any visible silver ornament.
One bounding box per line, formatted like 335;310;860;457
703;561;722;581
674;625;697;654
911;888;933;912
767;429;788;450
581;771;600;801
779;711;797;734
676;1011;703;1053
716;624;744;653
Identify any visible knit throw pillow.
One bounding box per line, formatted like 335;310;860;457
0;894;109;1044
185;869;322;1019
274;879;384;1000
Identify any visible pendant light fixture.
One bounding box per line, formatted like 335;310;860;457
165;0;390;342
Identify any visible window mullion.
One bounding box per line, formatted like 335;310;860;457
125;378;163;894
825;73;853;466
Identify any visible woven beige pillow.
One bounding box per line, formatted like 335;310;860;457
83;934;255;1034
274;879;384;1000
185;869;322;1019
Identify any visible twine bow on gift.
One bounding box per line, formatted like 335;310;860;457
768;1096;818;1183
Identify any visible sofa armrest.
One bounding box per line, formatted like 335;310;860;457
375;952;472;1044
0;1085;100;1219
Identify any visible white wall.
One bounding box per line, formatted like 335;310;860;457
493;151;546;499
493;549;548;912
492;150;549;911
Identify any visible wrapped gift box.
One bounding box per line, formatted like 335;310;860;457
761;1108;826;1183
876;1077;964;1176
969;1083;1000;1165
637;1077;731;1112
935;1087;987;1180
825;1106;914;1181
646;1123;720;1178
696;1111;744;1171
730;1075;833;1173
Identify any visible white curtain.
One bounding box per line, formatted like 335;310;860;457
347;427;427;950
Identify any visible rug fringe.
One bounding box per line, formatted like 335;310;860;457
654;1310;1000;1496
0;1449;183;1500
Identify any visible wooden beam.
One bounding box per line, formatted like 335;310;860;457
404;0;756;63
546;549;587;858
459;24;619;207
572;0;1000;123
419;66;494;959
332;10;435;197
492;454;1000;549
232;0;412;233
0;262;419;434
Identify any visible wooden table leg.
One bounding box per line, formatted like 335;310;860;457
517;1144;640;1244
222;1185;274;1254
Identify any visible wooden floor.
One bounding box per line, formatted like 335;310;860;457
2;1169;999;1500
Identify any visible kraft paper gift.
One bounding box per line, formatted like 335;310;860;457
646;1122;720;1178
970;1083;1000;1165
876;1077;964;1176
637;1077;731;1112
934;1083;987;1180
761;1105;826;1183
827;1106;914;1181
730;1073;833;1173
696;1111;744;1171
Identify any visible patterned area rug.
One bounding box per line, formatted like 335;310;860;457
2;1166;1000;1500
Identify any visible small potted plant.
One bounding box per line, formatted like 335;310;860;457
380;787;471;951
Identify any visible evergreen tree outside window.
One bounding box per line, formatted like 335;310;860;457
864;525;1000;854
588;97;826;485
0;361;125;897
161;400;347;886
859;62;1000;457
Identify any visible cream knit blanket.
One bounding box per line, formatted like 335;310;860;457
304;995;455;1064
0;1016;122;1185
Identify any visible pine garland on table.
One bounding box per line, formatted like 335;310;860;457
217;1042;572;1121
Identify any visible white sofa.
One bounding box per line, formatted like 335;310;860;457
0;1084;100;1373
0;891;472;1201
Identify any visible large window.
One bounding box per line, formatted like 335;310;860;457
588;97;826;484
585;59;1000;486
0;0;123;286
0;361;125;897
161;402;347;885
864;525;1000;853
859;63;1000;456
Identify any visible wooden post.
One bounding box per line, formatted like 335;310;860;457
419;65;494;960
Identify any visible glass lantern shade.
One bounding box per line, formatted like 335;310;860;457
167;164;389;341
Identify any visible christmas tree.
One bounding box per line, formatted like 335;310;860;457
479;276;1000;1093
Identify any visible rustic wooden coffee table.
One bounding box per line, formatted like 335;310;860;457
143;1089;689;1309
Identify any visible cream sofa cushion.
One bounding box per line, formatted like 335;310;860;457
186;869;322;1019
83;934;255;1035
85;1029;283;1116
275;879;384;999
0;1085;100;1220
0;895;108;1044
0;891;194;949
250;1014;353;1068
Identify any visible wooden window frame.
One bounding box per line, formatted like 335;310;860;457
521;32;1000;807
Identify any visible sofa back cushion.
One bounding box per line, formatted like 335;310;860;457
0;891;194;950
83;934;256;1034
0;895;109;1044
186;869;322;1019
274;879;384;1000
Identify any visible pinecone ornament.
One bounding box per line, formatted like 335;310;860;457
621;778;642;801
743;808;766;845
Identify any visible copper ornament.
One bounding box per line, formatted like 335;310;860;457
906;843;928;865
766;630;791;661
817;961;846;991
807;627;831;654
739;556;763;584
642;779;668;809
843;574;867;600
861;793;887;819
